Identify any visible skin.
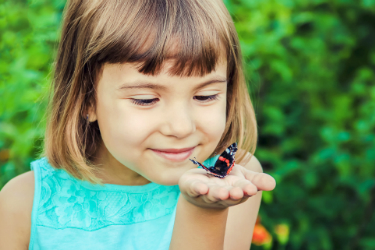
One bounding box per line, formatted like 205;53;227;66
90;60;228;186
89;59;276;207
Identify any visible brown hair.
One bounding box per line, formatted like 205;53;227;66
44;0;257;184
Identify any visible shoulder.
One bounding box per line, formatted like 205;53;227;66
0;170;35;213
0;171;35;249
238;150;263;173
0;170;35;202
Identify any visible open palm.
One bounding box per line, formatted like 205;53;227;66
178;164;276;209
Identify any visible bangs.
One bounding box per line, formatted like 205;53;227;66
85;0;232;76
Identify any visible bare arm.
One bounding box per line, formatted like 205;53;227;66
0;171;34;250
170;196;228;250
224;155;264;250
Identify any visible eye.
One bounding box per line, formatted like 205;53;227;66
194;94;219;102
131;98;159;106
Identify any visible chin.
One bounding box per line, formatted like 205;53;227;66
148;170;184;186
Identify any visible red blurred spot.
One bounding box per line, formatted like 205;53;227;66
252;224;272;246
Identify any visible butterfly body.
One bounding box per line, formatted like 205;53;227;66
190;143;237;178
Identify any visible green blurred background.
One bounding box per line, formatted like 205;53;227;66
0;0;374;249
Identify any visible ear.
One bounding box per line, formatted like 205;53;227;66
86;103;97;122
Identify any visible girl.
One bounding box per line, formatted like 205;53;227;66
0;0;276;249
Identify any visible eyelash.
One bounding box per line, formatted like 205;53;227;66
131;94;219;106
131;98;159;106
193;94;219;102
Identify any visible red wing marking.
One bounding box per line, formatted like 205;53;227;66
226;161;235;175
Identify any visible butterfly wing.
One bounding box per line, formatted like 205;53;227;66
189;158;210;171
189;143;238;178
189;158;225;178
211;142;238;177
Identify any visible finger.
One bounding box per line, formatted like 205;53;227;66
243;170;276;191
186;180;209;197
233;179;258;197
228;186;244;200
206;185;229;202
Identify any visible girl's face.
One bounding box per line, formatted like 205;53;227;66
92;60;227;185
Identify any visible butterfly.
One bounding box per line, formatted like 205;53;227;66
189;142;238;178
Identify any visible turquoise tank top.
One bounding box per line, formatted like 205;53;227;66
29;156;219;250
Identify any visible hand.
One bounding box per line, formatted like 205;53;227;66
178;164;276;209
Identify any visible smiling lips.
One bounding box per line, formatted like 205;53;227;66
151;147;195;162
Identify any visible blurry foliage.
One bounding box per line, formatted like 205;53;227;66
0;0;374;249
0;0;65;185
224;0;375;249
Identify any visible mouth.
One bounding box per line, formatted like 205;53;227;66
150;147;195;162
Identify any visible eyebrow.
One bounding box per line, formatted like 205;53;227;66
118;77;227;91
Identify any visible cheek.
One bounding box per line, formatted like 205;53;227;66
196;100;227;141
96;98;157;151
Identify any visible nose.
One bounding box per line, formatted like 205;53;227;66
159;102;196;138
